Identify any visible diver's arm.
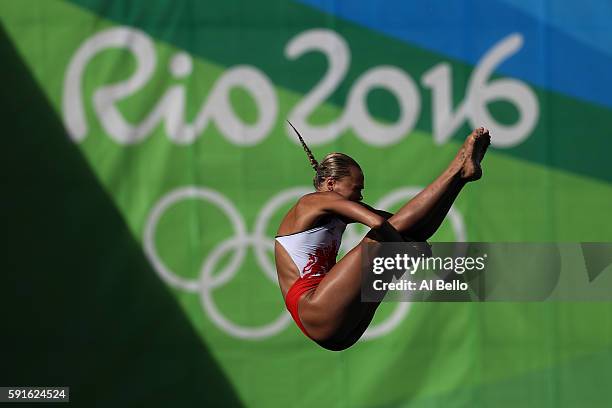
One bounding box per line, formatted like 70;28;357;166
319;193;403;241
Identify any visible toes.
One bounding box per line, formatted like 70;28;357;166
483;131;491;146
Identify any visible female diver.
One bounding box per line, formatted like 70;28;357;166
275;122;491;350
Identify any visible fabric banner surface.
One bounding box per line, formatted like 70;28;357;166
1;1;611;407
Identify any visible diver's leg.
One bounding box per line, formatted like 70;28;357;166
404;175;465;240
297;235;378;343
386;128;490;236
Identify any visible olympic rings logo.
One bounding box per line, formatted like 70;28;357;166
144;186;466;341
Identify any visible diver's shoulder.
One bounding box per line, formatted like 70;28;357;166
298;191;343;206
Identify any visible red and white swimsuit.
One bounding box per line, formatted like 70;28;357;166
276;217;346;337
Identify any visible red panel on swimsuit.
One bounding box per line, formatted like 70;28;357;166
284;274;325;339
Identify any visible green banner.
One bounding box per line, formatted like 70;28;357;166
2;0;612;407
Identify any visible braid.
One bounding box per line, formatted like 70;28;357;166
287;120;318;172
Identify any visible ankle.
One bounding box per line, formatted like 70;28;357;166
446;160;464;177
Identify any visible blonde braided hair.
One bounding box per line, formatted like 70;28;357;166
287;120;361;189
287;120;318;171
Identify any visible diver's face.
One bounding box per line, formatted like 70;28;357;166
331;166;364;202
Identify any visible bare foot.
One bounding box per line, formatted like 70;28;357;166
459;127;491;181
